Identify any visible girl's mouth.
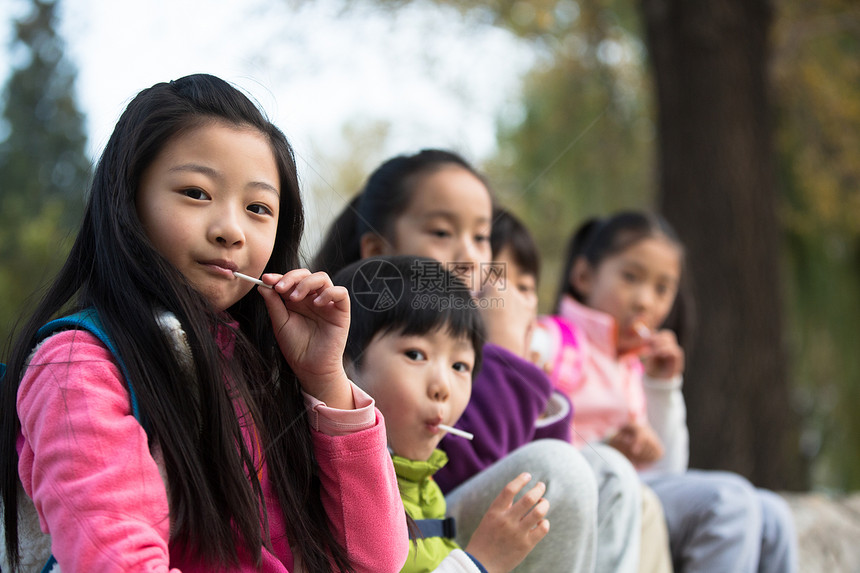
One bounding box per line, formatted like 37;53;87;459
200;261;238;278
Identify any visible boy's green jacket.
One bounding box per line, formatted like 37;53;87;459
393;449;462;573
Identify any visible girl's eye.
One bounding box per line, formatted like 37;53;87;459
430;229;451;239
405;349;427;361
656;283;673;297
453;361;472;373
182;188;210;200
475;234;489;243
247;204;273;216
622;271;638;283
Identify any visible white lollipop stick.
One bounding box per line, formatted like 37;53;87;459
438;424;474;441
233;271;274;289
633;322;651;338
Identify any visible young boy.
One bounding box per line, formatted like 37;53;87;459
333;255;551;573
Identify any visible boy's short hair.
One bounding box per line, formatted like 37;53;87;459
332;255;485;377
491;207;540;282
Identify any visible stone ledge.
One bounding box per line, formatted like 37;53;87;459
782;492;860;572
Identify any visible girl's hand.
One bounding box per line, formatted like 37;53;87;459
258;269;354;409
465;473;550;573
641;329;685;380
609;422;664;466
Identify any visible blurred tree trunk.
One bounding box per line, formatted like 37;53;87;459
640;0;806;489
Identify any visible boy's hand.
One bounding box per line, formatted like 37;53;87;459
258;269;354;409
641;329;685;380
609;422;664;466
465;473;550;573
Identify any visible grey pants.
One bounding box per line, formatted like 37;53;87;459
581;443;643;573
644;470;798;573
445;439;598;572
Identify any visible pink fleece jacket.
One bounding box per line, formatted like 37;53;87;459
16;329;408;572
538;296;647;448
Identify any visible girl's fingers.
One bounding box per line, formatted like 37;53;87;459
291;273;334;301
264;269;310;294
312;285;350;311
258;286;290;333
271;270;333;302
259;272;284;288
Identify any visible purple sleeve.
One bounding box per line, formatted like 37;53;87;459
434;344;571;494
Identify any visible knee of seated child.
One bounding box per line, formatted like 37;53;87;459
756;488;796;539
584;442;641;493
698;470;761;521
512;440;597;505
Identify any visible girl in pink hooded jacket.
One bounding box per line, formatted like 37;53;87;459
539;211;797;573
0;74;407;573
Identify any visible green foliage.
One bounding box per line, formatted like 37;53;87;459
0;0;90;347
485;0;655;309
773;0;860;490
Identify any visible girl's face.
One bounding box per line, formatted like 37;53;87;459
352;328;474;461
574;236;681;355
136;122;281;311
365;166;493;291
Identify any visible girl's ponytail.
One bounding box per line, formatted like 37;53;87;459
554;217;603;312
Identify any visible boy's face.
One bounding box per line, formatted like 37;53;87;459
494;246;538;319
352;328;475;461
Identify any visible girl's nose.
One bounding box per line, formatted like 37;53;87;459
456;237;482;268
633;285;656;310
209;206;245;247
453;239;482;290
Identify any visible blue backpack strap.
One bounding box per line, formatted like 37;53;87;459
408;517;457;540
40;555;58;572
35;308;141;423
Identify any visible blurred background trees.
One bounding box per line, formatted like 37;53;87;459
1;0;858;491
351;0;859;491
0;0;89;345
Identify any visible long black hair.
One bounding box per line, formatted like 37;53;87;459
1;74;352;572
554;211;694;348
333;255;485;377
312;149;489;275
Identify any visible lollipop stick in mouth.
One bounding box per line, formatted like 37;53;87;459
438;424;474;440
233;271;274;289
633;322;651;339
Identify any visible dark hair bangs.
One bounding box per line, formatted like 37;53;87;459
334;256;485;377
